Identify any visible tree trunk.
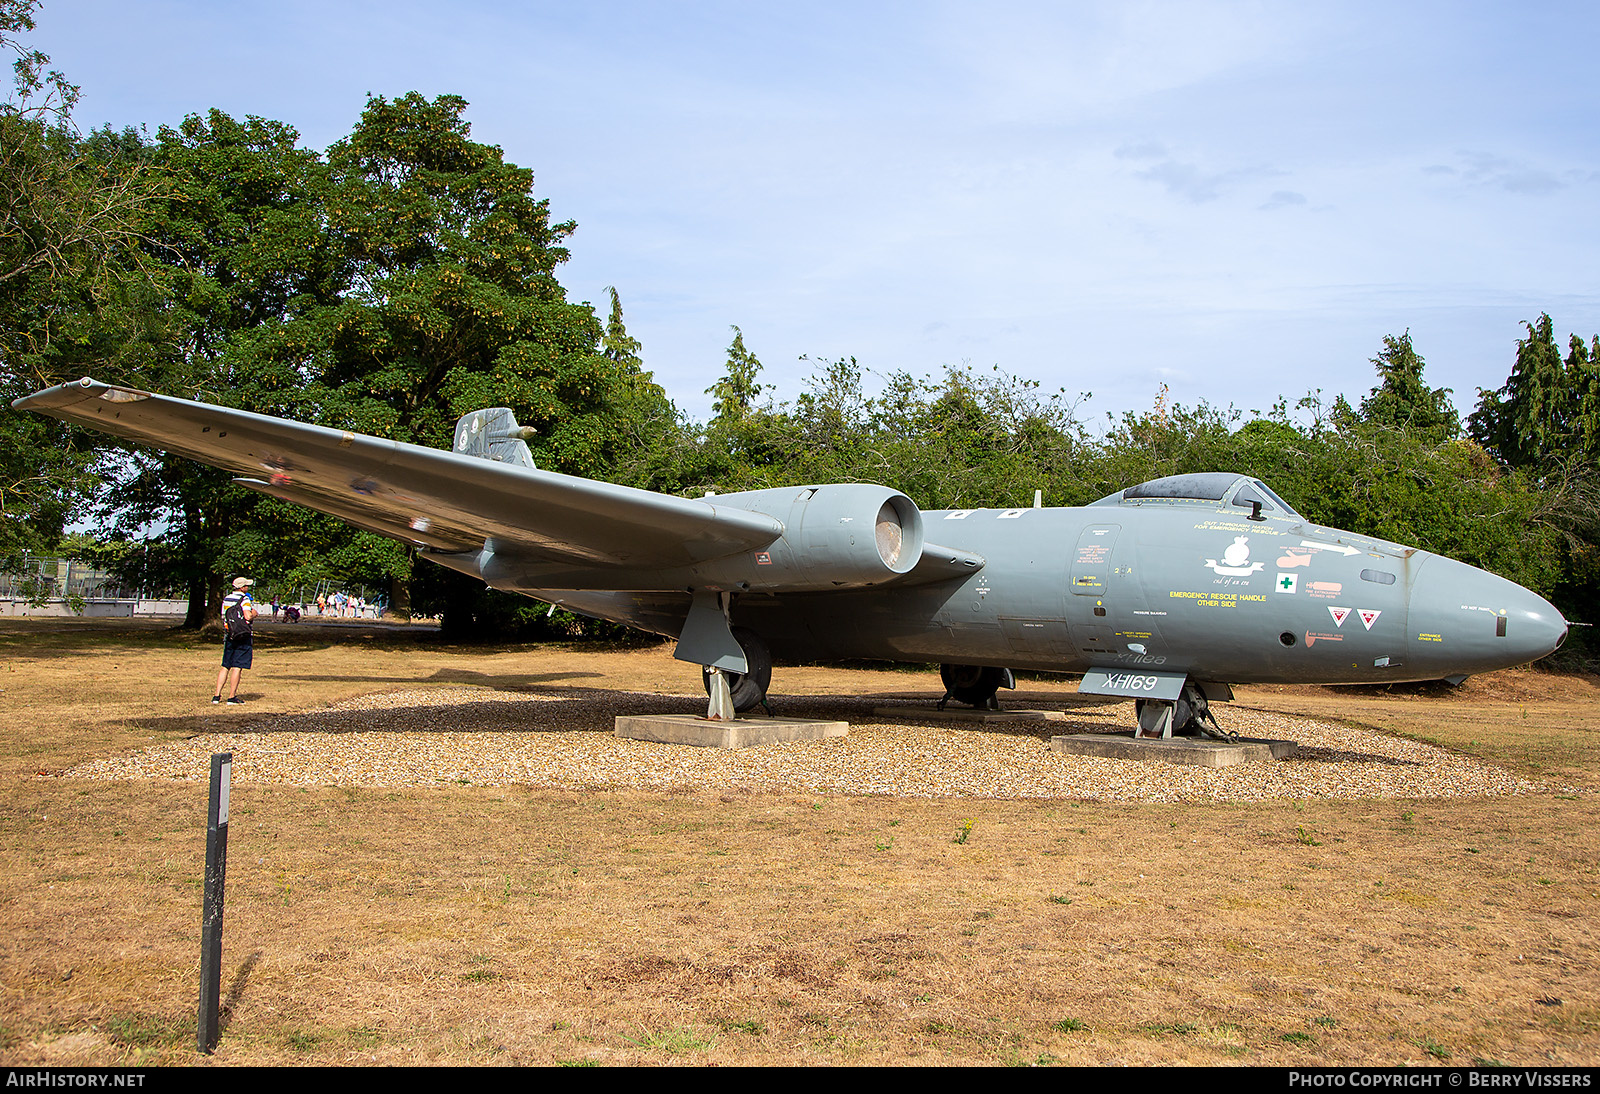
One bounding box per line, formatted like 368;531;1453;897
183;573;207;630
199;571;225;634
387;575;411;620
438;592;475;639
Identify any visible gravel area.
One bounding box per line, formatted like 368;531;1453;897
58;685;1547;802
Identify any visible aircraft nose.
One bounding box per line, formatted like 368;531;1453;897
1408;554;1568;675
1503;582;1569;660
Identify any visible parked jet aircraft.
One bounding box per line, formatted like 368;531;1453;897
15;378;1570;734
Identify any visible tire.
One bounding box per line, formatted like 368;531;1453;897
701;626;772;713
940;664;1007;708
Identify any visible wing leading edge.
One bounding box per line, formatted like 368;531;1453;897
14;378;784;571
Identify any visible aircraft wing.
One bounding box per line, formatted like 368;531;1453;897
13;378;784;569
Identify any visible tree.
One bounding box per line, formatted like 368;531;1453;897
866;364;1087;509
601;285;642;368
1358;331;1457;443
705;325;764;423
1468;315;1600;492
0;1;154;558
296;94;654;472
1470;315;1571;472
687;349;1090;509
92;109;342;627
256;93;671;633
60;93;673;633
0;0;142;315
590;285;678;492
1469;316;1600;664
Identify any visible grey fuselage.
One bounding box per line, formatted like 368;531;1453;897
497;494;1567;687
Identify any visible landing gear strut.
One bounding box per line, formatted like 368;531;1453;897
700;626;772;714
937;664;1014;711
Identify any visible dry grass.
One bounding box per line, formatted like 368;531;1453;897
1;617;1596;1066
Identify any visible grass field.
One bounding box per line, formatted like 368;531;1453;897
0;616;1596;1066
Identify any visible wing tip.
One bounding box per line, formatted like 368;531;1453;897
13;377;155;412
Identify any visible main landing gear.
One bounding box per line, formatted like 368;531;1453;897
700;626;773;714
1134;682;1233;740
937;664;1016;711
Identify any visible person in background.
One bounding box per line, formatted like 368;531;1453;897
212;577;257;706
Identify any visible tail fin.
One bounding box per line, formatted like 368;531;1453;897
453;408;537;470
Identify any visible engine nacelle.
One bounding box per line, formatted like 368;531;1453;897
689;483;925;591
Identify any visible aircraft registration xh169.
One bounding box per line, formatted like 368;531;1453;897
15;377;1570;735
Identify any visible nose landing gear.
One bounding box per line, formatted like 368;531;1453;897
699;626;773;714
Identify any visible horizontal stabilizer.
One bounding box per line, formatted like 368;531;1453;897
453;407;537;470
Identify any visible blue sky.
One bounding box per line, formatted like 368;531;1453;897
29;0;1600;429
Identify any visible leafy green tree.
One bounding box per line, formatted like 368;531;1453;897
686;348;1090;509
0;1;153;559
705;325;764;424
0;1;145;326
591;285;678;492
250;94;672;633
872;365;1088;509
291;94;621;463
1467;315;1600;520
686;326;787;492
1468;317;1600;662
1358;331;1457;442
601;285;642;368
90;109;342;626
63;94;674;634
1470;315;1571;471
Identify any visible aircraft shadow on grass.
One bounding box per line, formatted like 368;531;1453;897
264;668;608;689
123;689;1113;738
112;687;1420;765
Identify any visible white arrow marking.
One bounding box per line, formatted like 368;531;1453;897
1301;539;1362;556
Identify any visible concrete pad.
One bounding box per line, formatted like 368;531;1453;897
1049;734;1297;767
614;713;848;749
872;707;1067;723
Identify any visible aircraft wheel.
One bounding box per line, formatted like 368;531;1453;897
701;626;772;713
940;664;1007;708
1177;684;1211;736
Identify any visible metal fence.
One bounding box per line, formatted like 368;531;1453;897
1;555;390;616
0;554;172;601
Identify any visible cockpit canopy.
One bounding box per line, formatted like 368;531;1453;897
1090;473;1304;519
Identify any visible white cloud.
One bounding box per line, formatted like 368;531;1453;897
1260;190;1306;210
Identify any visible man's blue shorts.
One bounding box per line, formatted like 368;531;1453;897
221;638;253;669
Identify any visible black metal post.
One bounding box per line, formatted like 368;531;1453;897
197;752;231;1054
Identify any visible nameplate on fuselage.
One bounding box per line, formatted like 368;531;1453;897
1078;669;1188;701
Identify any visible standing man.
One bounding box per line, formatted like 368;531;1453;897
212;577;257;705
